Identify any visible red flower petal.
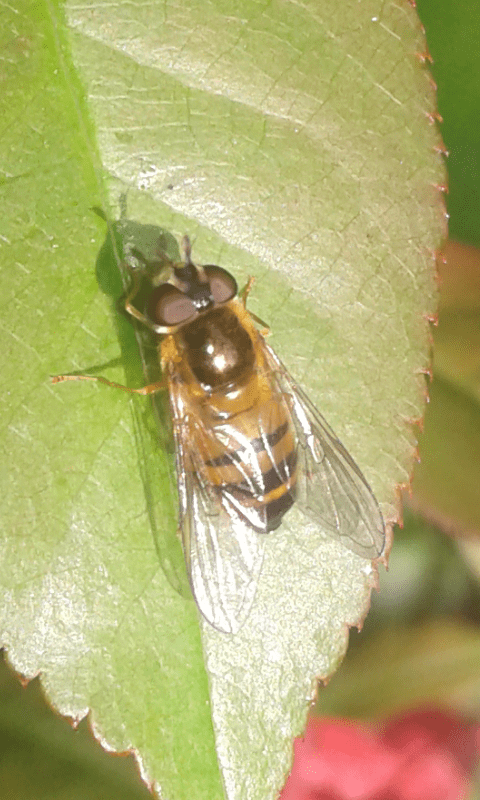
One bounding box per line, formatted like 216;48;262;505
283;718;403;799
280;708;480;800
382;707;480;773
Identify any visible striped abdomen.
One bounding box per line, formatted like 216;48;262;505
200;393;298;532
167;300;298;532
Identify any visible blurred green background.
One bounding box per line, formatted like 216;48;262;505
421;0;480;247
3;0;480;797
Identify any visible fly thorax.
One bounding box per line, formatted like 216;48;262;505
181;306;255;390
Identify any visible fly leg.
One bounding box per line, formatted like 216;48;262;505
51;373;165;395
239;277;270;335
239;276;256;305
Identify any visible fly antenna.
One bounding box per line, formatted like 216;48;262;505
182;235;193;266
174;235;209;302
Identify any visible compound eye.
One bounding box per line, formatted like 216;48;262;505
204;266;237;304
148;284;196;327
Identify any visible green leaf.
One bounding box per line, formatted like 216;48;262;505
0;0;443;799
0;651;153;800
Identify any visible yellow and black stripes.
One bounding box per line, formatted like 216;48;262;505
203;406;298;532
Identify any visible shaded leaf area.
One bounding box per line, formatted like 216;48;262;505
92;214;190;598
0;651;154;800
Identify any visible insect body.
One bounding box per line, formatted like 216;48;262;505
161;301;298;532
55;236;385;634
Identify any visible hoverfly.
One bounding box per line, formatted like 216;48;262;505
54;235;385;633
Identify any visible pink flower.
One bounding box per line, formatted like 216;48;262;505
279;707;480;800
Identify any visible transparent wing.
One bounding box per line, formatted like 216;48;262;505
262;341;385;558
167;372;265;634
